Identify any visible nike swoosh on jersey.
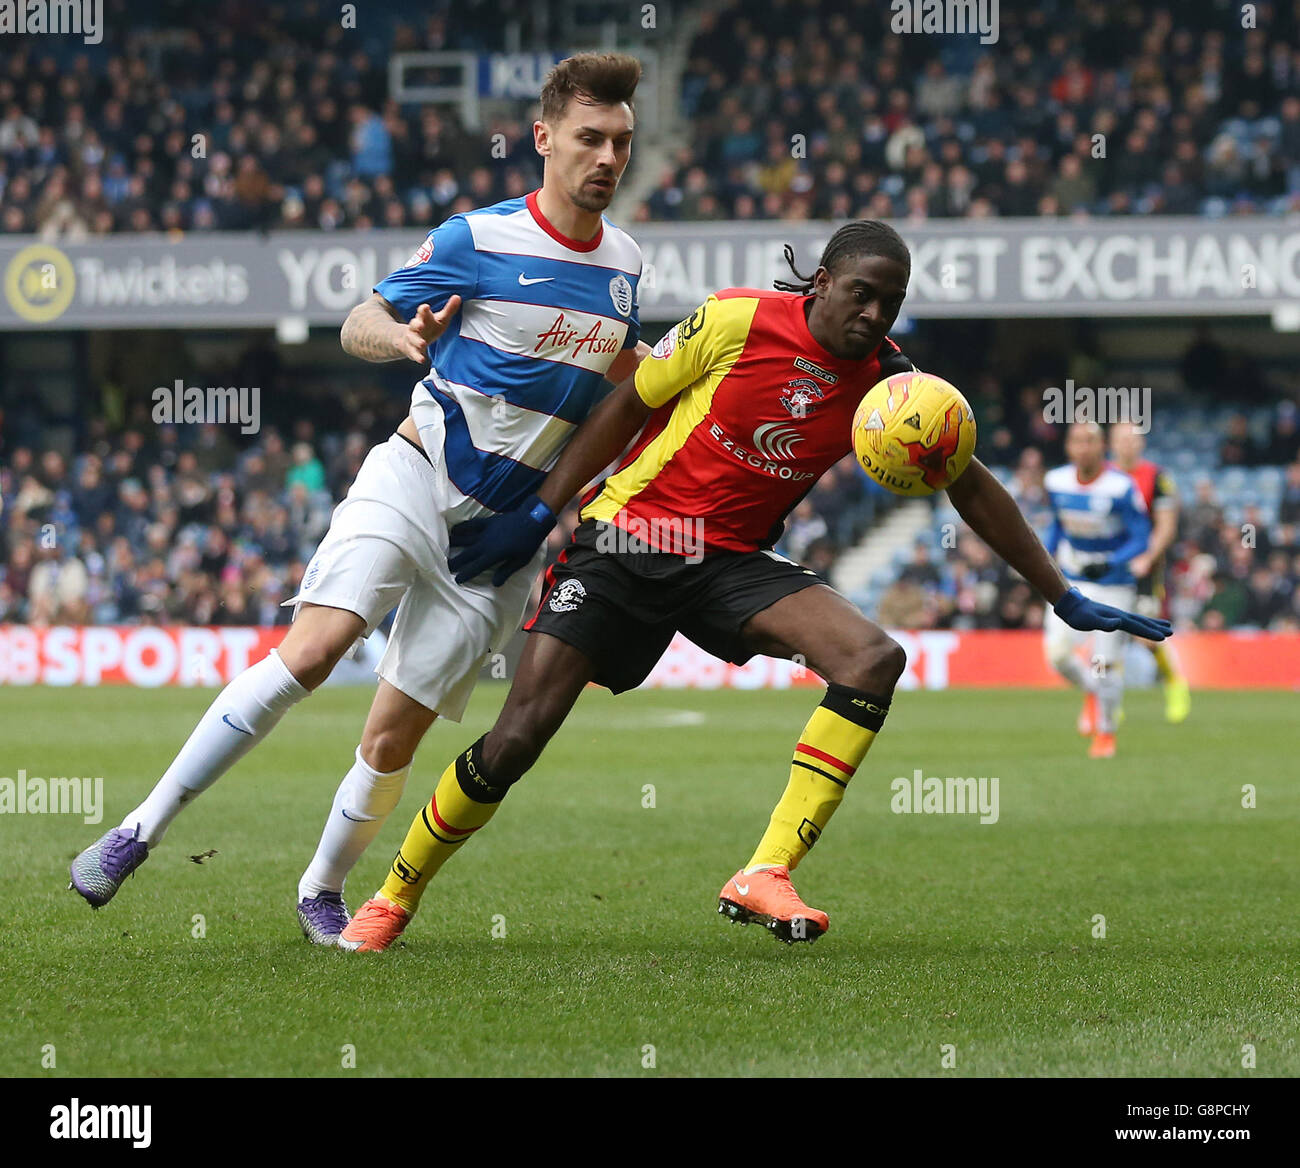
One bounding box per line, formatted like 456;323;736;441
517;274;556;285
222;713;253;735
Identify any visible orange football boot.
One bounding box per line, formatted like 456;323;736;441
1089;731;1116;759
1077;692;1098;736
717;865;828;943
338;894;411;952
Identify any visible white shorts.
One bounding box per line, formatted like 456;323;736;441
1043;580;1136;668
283;433;542;720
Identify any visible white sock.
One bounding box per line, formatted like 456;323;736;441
120;649;309;847
1054;654;1097;692
1095;663;1124;734
297;747;410;901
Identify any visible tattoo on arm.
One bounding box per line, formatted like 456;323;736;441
341;295;406;362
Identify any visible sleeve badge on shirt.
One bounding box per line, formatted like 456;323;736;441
403;235;435;268
650;324;678;360
608;273;633;317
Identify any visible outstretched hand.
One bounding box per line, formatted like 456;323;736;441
1054;586;1172;640
396;296;462;363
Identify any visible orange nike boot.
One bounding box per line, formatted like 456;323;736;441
717;865;828;943
1089;731;1116;759
338;894;411;952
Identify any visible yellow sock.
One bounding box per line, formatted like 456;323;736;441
379;737;506;913
747;686;890;872
1151;641;1180;682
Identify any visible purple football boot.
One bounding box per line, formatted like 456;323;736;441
296;892;352;946
69;824;150;908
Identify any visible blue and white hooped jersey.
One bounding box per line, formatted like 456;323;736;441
375;190;642;515
1043;463;1151;586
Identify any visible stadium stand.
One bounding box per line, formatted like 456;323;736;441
1;1;1298;635
0;0;552;236
6;0;1298;236
646;0;1300;222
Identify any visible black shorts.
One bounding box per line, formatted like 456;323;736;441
524;519;825;693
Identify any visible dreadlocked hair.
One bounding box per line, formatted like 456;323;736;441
773;220;911;294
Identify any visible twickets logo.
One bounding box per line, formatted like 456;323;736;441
609;273;634;317
752;422;804;461
548;579;586;613
4;243;76;323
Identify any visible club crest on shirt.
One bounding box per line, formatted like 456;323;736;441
549;579;587;613
608;273;634;317
780;377;827;418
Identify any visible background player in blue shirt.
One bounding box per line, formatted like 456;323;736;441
70;53;651;947
1043;421;1152;757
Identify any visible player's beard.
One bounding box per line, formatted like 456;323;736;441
569;174;617;212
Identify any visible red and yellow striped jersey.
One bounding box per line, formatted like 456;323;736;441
581;288;913;553
1126;459;1177;515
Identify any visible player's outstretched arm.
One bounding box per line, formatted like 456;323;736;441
536;374;654;514
447;375;655;585
340;292;461;363
946;457;1068;601
945;457;1173;640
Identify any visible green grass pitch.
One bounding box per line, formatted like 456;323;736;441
2;682;1296;1077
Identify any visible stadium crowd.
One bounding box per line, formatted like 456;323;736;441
3;0;1299;237
0;0;544;237
3;397;1299;633
867;439;1300;634
649;0;1300;222
2;0;1297;635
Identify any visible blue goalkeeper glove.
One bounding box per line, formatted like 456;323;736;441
447;494;557;587
1053;586;1172;640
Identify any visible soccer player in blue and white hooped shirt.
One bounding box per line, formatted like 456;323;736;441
1042;422;1153;759
70;54;649;943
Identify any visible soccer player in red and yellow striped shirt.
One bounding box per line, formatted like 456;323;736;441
339;222;1170;952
